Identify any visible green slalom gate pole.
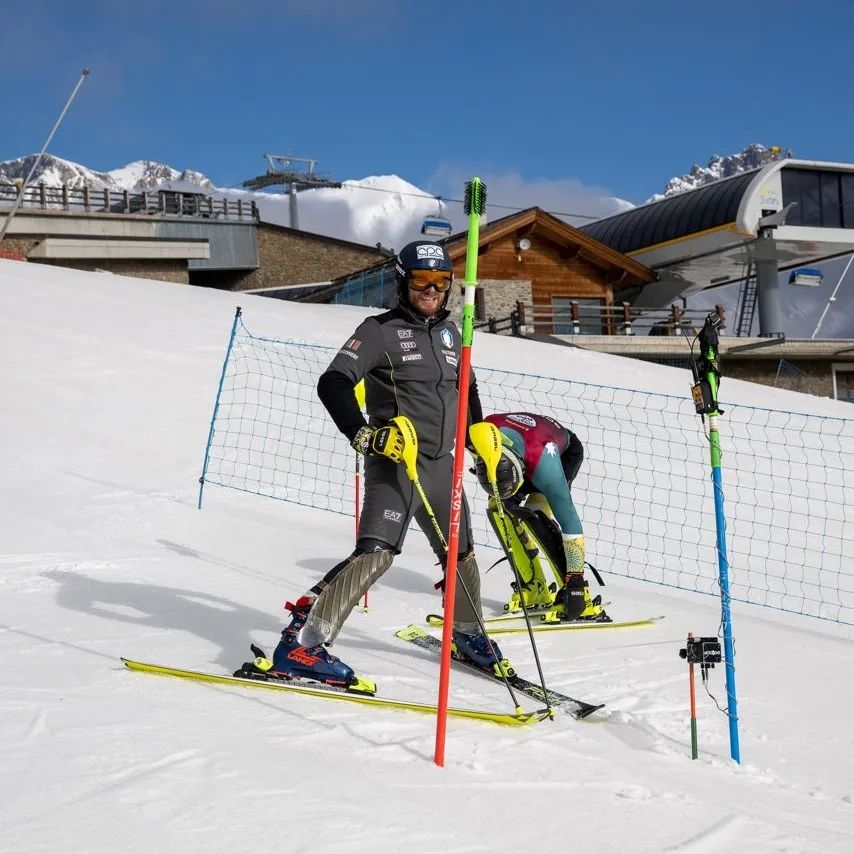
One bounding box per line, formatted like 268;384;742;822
690;313;741;763
435;178;485;768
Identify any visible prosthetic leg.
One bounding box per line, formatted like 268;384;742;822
487;497;556;612
503;502;609;623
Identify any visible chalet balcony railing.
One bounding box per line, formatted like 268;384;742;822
480;301;727;338
0;182;258;222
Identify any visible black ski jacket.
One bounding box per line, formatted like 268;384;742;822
318;302;482;459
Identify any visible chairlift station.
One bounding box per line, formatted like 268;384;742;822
581;158;854;336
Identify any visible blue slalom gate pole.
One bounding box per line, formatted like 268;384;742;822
690;312;741;763
198;306;242;510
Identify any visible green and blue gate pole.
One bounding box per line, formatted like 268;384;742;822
691;313;741;763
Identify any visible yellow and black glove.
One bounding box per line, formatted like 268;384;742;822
350;424;405;462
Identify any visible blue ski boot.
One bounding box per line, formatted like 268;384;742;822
269;596;357;688
452;630;515;678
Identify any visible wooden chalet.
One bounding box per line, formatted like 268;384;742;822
441;208;655;334
327;207;656;334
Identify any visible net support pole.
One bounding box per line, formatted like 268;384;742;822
434;178;484;767
198;306;242;509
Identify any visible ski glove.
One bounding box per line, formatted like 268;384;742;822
351;424;405;463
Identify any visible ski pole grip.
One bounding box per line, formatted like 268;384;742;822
468;421;503;483
390;415;419;481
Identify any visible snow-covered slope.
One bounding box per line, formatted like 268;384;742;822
1;258;852;854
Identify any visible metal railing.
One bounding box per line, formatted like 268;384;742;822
0;182;258;222
481;301;727;338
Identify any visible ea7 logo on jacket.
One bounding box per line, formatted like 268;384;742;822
440;328;454;348
416;245;446;261
383;509;403;522
397;329;413;339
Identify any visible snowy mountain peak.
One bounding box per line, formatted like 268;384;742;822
649;143;792;202
106;160;215;191
0;153;214;192
0;153;116;190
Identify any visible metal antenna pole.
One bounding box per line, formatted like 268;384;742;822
811;255;854;339
0;67;90;242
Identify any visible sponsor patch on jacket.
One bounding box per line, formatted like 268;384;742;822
338;349;359;360
402;353;422;362
383;509;403;522
445;355;458;367
345;338;361;351
440;328;454;348
400;340;417;351
397;329;413;339
508;414;537;427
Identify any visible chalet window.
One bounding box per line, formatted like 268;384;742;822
832;364;854;403
552;297;604;335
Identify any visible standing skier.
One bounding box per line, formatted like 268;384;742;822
472;412;608;622
263;240;512;689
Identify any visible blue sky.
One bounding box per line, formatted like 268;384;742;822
2;0;851;217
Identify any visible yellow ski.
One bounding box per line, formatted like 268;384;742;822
425;614;664;634
122;659;547;727
477;616;664;635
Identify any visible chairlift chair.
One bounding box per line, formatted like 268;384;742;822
421;196;452;237
789;268;823;287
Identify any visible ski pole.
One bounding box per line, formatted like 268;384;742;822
391;415;526;726
469;422;554;719
354;381;368;610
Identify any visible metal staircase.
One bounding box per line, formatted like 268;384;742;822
734;262;758;337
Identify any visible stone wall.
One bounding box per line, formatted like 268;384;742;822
724;359;834;398
1;237;190;282
480;278;531;321
34;257;189;283
234;224;387;290
0;238;38;258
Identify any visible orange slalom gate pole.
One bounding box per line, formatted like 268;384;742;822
688;632;698;759
434;178;485;767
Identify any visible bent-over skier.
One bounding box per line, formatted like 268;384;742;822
472;412;609;622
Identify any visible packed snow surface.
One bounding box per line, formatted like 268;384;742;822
1;259;852;853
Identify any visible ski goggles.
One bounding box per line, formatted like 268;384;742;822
408;269;453;292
